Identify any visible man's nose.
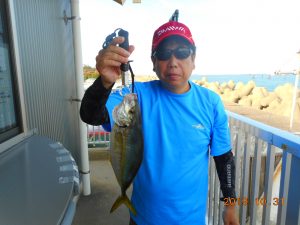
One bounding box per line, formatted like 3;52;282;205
168;54;178;67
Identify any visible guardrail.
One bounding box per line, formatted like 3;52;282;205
87;125;110;149
207;111;300;225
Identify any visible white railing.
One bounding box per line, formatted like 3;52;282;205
207;111;300;225
86;125;110;149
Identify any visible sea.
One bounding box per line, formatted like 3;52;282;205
190;74;299;92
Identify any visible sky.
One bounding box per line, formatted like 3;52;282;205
79;0;300;76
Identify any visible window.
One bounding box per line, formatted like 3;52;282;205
0;0;22;143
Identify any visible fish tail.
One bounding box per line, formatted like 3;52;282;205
110;194;137;215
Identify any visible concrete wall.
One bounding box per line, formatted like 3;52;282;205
11;0;81;160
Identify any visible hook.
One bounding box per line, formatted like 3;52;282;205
63;10;80;25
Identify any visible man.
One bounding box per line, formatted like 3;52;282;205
80;18;239;225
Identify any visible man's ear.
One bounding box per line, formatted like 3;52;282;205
151;56;156;72
151;56;156;63
191;54;196;70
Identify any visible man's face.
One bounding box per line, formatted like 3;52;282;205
152;38;195;94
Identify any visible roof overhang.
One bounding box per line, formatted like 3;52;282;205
113;0;141;5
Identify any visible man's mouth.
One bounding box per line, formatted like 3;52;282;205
167;73;180;80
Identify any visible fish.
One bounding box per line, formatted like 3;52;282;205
109;93;143;215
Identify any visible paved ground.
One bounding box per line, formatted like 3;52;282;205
224;101;300;134
72;156;131;225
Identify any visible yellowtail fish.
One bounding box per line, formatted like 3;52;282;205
110;93;143;215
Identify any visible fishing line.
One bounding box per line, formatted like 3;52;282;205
129;63;135;93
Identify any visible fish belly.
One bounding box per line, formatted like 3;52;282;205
110;124;143;191
109;99;143;214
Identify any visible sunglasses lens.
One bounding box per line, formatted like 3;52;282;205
155;50;172;61
174;48;191;59
154;48;192;61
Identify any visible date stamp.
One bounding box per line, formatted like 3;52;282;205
224;197;284;206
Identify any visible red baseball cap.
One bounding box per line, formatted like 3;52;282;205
152;21;195;52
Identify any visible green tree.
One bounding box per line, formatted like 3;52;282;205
83;65;98;80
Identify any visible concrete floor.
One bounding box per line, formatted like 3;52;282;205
72;154;132;225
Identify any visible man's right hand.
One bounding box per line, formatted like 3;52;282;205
95;36;135;89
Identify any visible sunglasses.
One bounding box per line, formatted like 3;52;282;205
153;47;193;61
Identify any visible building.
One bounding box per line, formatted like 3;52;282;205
0;0;87;224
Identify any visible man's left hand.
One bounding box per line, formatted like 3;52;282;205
222;206;239;225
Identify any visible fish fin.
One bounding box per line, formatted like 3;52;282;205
110;195;137;216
